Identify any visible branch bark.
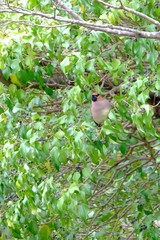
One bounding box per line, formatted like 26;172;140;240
0;2;160;39
97;0;160;27
53;0;84;21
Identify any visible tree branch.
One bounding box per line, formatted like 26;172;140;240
53;0;84;21
0;19;71;28
97;0;160;27
0;3;160;39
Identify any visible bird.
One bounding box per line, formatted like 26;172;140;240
91;93;112;126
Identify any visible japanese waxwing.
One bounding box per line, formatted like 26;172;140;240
91;93;111;126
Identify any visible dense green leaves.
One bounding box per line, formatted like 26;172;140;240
0;83;159;238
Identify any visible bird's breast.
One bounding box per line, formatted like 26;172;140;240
91;100;111;124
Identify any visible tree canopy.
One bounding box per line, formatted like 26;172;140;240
0;0;160;239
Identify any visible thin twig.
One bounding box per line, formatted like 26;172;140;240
97;0;160;27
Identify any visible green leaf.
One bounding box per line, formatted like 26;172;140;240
0;107;4;114
69;183;79;194
101;210;113;221
39;225;51;240
8;84;17;95
82;167;92;180
73;172;81;182
147;50;158;67
88;147;99;164
112;59;121;71
27;221;38;235
82;183;92;195
67;86;82;104
10;59;20;71
45;64;54;76
12;103;24;113
2;66;11;80
25;56;33;68
94;140;104;155
119;143;128;155
97;57;112;71
44;86;53;95
50;146;60;170
57;196;65;210
137;90;149;104
85;59;96;72
60;57;70;73
17;69;34;83
78;204;89;221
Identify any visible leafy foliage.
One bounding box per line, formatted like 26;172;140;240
0;0;160;239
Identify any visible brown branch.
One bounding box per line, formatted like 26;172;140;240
84;209;122;238
25;82;67;90
119;0;123;7
55;16;160;39
0;6;160;39
0;19;72;28
110;204;131;237
36;108;60;114
97;0;160;27
53;0;84;21
89;156;153;229
97;0;121;9
89;170;117;200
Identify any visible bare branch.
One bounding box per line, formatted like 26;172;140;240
0;19;71;28
119;0;123;7
0;3;160;39
97;0;160;27
97;0;121;9
53;0;84;21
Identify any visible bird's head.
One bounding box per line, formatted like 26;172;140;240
92;93;99;102
92;93;105;102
